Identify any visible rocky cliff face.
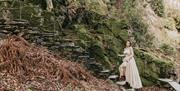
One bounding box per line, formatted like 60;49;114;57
139;0;180;82
0;0;178;87
140;0;180;47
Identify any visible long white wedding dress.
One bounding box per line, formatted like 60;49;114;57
120;47;142;89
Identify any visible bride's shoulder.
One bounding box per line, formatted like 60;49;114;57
129;47;133;50
124;47;133;50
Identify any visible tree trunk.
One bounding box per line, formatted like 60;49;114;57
46;0;53;12
97;0;107;7
2;2;12;23
115;0;123;9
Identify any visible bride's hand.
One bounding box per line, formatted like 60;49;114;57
127;57;132;61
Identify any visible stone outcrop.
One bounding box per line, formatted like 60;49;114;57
0;0;178;87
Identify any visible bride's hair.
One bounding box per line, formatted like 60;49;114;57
126;40;132;47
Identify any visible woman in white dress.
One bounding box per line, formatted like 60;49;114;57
119;40;142;89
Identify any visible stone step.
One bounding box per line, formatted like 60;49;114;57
53;42;61;45
13;19;29;22
108;75;118;79
33;15;43;18
0;32;6;35
116;81;126;86
0;0;11;2
53;38;79;41
0;30;9;34
40;42;79;49
39;33;55;37
78;55;90;58
59;39;79;42
0;27;16;31
1;8;19;10
0;19;6;23
60;42;75;47
61;29;75;34
59;45;80;49
0;25;24;30
89;58;95;60
88;62;102;66
5;20;29;26
27;27;38;30
83;51;89;54
101;69;110;73
26;30;40;34
0;25;9;28
126;89;135;91
0;26;27;30
158;78;180;91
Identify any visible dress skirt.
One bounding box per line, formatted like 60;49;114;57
125;57;142;89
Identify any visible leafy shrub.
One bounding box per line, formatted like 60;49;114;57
149;0;164;17
175;17;180;32
123;0;154;47
160;43;174;55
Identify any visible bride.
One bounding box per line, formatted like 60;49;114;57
119;40;142;89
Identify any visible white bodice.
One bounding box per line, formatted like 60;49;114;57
123;47;132;57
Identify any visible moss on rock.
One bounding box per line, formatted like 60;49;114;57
135;49;174;86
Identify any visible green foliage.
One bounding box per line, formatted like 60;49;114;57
135;49;174;86
27;0;47;9
88;40;112;68
22;6;41;26
73;23;122;69
160;43;174;55
1;0;175;87
149;0;164;17
175;17;180;32
123;0;136;12
75;10;107;28
103;18;129;41
176;23;180;32
123;0;154;47
41;11;56;31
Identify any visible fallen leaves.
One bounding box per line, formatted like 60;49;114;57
0;35;120;91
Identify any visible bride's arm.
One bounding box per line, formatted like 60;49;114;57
118;54;125;57
128;47;134;59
